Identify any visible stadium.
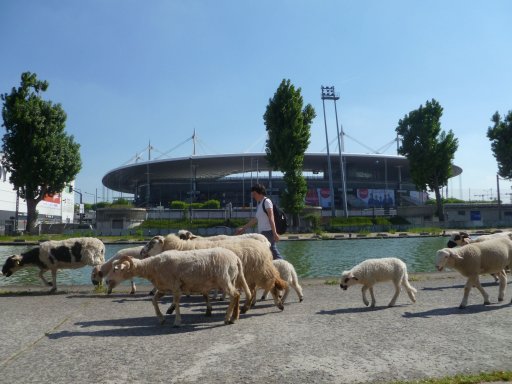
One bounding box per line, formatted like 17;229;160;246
101;151;463;213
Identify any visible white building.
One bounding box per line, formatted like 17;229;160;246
0;161;75;233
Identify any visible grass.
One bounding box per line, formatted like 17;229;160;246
390;370;512;383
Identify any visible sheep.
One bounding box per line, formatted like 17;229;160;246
177;229;271;300
446;231;512;282
1;237;105;293
140;234;287;313
435;236;512;308
177;229;270;245
261;259;303;303
105;248;252;326
339;257;417;307
447;231;512;248
91;246;145;294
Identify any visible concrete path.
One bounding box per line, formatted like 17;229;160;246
1;272;512;384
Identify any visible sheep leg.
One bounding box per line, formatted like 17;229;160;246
260;289;269;301
292;281;304;302
368;286;376;307
224;285;240;324
38;269;52;288
152;290;166;324
472;278;491;306
361;286;370;306
130;280;136;295
172;290;183;327
497;270;507;302
49;269;58;294
203;293;212;316
388;280;401;307
241;285;256;314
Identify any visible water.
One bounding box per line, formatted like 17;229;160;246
0;237;449;288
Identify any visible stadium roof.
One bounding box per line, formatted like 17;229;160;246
102;152;462;194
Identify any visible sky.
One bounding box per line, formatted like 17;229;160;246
1;0;512;204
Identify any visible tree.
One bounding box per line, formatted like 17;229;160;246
395;99;458;222
1;72;82;233
487;110;512;179
264;79;316;227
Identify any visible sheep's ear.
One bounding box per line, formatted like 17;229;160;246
348;272;358;280
462;237;471;245
449;250;464;260
460;231;469;238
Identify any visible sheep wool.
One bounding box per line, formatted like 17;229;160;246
340;257;417;307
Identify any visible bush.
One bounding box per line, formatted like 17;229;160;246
170;201;187;209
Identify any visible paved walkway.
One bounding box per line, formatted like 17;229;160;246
1;272;512;383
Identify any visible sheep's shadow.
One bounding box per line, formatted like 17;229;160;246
317;303;410;315
403;302;511;318
46;312;241;339
422;280;507;291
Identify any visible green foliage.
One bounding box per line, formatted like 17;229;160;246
487;110;512;179
395;99;458;222
264;79;316;218
202;199;221;209
303;213;321;229
112;198;132;206
139;218;245;229
330;217;374;227
169;200;221;209
1;72;82;232
170;200;187;209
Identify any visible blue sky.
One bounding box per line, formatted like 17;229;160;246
1;1;512;203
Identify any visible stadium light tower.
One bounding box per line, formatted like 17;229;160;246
321;86;348;218
321;86;336;217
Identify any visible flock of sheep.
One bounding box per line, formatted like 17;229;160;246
1;229;512;326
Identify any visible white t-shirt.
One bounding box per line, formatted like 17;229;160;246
256;198;273;232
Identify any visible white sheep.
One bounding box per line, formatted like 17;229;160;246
140;234;287;313
261;259;303;303
177;229;270;246
1;237;105;293
91;246;145;294
340;257;417;307
436;236;512;308
105;248;252;326
447;231;512;282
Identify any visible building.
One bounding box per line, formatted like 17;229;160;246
0;159;75;234
102;152;463;214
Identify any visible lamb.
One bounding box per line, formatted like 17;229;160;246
339;257;417;307
261;259;303;303
140;234;287;313
91;246;145;294
435;236;512;308
105;248;252;326
1;237;105;293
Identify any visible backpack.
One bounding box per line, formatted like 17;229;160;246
262;197;288;235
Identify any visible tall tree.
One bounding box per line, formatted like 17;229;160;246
264;79;316;227
395;99;458;222
487;110;512;179
1;72;82;233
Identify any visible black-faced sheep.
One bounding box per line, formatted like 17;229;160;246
140;234;287;313
436;236;512;308
91;246;145;294
340;257;417;307
261;259;303;303
1;237;105;293
105;248;251;326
